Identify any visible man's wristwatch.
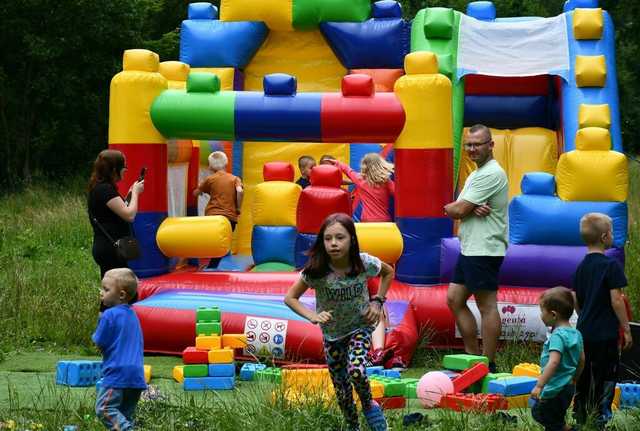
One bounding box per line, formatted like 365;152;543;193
370;296;386;306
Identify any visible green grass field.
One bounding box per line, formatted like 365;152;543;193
0;162;638;429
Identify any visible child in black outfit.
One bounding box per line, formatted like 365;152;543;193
296;155;316;189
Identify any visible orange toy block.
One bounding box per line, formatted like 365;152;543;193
222;333;248;349
195;335;221;350
370;380;385;399
512;363;541;378
173;365;184;383
208;348;234;364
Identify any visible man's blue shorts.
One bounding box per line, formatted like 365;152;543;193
451;254;504;292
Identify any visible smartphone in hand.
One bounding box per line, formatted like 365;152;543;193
126;167;146;204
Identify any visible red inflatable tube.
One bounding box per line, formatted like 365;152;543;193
464;74;552;96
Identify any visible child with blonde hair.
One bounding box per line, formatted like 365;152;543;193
328;153;394;222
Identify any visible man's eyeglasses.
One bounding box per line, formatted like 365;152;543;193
463;140;491;150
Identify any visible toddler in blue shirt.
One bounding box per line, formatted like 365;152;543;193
93;268;146;430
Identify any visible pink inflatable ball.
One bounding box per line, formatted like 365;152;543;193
417;371;454;408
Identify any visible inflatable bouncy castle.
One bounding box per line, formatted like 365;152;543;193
107;0;629;364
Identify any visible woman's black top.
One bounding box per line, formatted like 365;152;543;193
88;182;129;242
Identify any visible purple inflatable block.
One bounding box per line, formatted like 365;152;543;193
440;238;624;288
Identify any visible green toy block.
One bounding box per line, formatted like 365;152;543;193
256;367;282;384
481;373;513;394
196;321;221;336
196;307;220;323
403;379;419;399
383;380;406;397
183;364;208;378
442;354;489;371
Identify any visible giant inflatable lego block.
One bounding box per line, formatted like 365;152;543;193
156;216;232;258
354;223;403;264
252;181;301;226
251;226;297;266
296;166;351;233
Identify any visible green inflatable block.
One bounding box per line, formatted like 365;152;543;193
437;53;453;78
183;364;208;378
443;354;489;371
293;0;370;30
187;72;220;93
197;307;221;323
251;262;296;272
481;373;513;394
196;321;221;336
424;7;454;39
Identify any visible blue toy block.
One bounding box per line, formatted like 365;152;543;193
381;369;401;379
184;376;235;391
56;360;102;387
441;370;461;380
366;366;384;376
239;363;267;381
487;376;537;396
619;383;640;409
208;363;235;377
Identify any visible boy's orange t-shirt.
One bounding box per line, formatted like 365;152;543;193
198;171;242;222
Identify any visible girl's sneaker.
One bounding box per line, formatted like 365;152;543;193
364;400;388;431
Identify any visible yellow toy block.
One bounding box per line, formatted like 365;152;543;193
144;365;152;383
173;365;184;383
195;335;221;350
578;104;611;129
282;368;332;394
512;363;541;378
370;380;385;399
507;394;530;409
575;55;607;88
208;348;234;364
613;385;621;410
222;334;248;349
573;8;603;40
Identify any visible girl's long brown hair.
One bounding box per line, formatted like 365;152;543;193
302;213;364;279
88;149;125;191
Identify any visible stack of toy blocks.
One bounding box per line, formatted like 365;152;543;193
176;306;247;391
56;360;102;387
367;366;410;409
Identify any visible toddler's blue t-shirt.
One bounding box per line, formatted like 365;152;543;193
93;304;146;389
539;326;583;398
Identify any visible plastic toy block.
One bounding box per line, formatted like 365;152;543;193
195;335;221;350
441;370;460;380
443;354;489;371
512;363;541;378
613;385;621;409
208;363;235;377
619;383;640;408
381;369;401;379
506;394;530;409
282;368;331;392
144;365;152;383
222;333;248;349
239;363;267;381
403;379;419;398
182;346;209;364
488;376;537;396
375;396;406;410
370;380;385;399
256;367;282;384
481;373;513;394
173;365;185;383
196;306;221;323
382;379;406;397
196;321;221;336
183;364;209;378
184;376;234;391
440;393;508;412
56;360;102;387
208;348;234;364
452;362;489;393
366;366;384;376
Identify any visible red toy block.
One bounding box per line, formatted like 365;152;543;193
440;393;507;413
182;346;209;364
374;396;406;410
451;362;489;393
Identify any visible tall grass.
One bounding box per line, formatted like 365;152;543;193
625;161;640;315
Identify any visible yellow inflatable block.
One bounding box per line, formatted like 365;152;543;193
144;365;152;383
208;348;234;364
252;181;301;226
578;104;611;129
173;365;184;383
573;8;603;40
507;394;530;409
222;333;248;349
156;216;232;258
283;368;332;393
354;223;403;264
109;50;167;144
575;126;611;151
575;55;606;87
244;30;345;92
394;73;452;149
404;51;439;75
196;335;222;350
191;67;236;91
556;150;628;202
159;61;190;89
512;363;541;378
370;380;385;399
221;0;293;31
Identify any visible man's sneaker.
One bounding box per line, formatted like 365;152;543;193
364;400;388;431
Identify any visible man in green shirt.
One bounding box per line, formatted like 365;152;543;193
444;124;508;372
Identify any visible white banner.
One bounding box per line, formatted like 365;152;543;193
243;316;288;359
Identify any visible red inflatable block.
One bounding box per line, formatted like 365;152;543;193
350;69;404;92
440;393;507;412
182;346;209;364
263;162;294;182
395;148;453;218
465;74;551;96
342;74;375;96
321;76;405;143
297;187;351;234
310;165;342;188
110;143;168;213
452;362;489;393
375;396;406;410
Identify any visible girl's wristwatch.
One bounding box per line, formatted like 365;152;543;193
370;296;386;306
